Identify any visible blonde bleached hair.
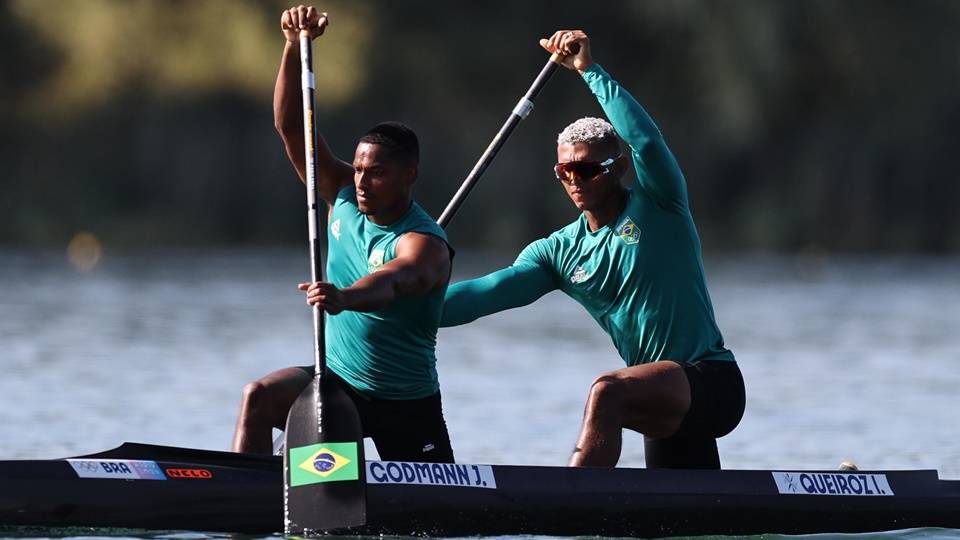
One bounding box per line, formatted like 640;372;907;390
557;117;619;149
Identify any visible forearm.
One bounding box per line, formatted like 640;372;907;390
340;277;395;313
583;64;687;208
440;265;556;327
274;41;307;183
582;64;662;153
273;40;353;198
341;265;440;313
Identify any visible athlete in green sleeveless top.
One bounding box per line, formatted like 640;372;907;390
231;6;454;463
441;30;744;469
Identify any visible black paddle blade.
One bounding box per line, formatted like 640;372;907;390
283;376;366;534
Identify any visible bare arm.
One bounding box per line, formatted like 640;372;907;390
274;7;354;205
301;232;451;314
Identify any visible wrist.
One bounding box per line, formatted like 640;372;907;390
337;287;356;311
578;62;602;78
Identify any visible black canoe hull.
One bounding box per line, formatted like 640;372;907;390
1;442;958;536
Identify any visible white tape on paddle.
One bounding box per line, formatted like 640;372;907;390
307;210;317;240
302;72;315;90
513;97;534;119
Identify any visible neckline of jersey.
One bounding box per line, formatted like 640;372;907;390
364;200;416;231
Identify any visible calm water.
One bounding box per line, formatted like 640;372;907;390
1;249;959;539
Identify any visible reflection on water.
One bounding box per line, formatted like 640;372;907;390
1;249;958;480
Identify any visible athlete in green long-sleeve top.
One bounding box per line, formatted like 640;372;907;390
441;30;745;469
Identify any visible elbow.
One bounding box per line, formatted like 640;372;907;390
274;116;298;139
439;291;472;328
273;104;301;140
438;309;468;328
438;313;453;328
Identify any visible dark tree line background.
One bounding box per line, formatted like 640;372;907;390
2;0;958;253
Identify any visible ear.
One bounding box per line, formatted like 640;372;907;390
613;152;630;177
404;163;418;186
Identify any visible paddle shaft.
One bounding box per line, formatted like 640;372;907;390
300;33;326;381
437;52;566;229
283;41;569;534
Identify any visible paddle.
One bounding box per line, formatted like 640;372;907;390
283;25;366;535
438;48;575;228
282;40;570;535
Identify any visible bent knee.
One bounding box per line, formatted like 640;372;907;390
241;381;270;410
587;373;626;408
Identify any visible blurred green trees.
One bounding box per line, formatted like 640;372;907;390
2;0;958;252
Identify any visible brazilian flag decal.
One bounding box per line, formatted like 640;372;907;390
289;442;359;486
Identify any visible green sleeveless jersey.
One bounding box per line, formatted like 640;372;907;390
441;64;733;366
326;185;449;399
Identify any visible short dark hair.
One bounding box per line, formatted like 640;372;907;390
358;121;419;165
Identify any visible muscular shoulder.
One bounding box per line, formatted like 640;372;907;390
515;235;561;269
334;184;357;201
404;202;448;242
332;185;359;215
515;216;585;268
396;231;451;266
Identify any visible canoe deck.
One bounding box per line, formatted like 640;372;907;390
1;442;958;536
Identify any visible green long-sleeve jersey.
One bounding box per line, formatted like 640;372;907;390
441;63;733;366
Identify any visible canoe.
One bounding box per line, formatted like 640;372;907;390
1;442;958;536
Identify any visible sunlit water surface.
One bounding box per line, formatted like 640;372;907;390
1;249;958;539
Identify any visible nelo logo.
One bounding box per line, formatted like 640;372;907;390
165;468;213;479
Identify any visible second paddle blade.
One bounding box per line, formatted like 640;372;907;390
283;375;366;534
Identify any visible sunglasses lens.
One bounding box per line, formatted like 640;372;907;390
556;161;602;182
572;162;603;179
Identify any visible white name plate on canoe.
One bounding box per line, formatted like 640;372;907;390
772;471;893;496
366;461;496;489
67;459;167;480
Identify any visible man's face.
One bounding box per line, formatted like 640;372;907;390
555;142;623;212
352;142;415;216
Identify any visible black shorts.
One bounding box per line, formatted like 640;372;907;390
644;360;745;470
298;366;454;463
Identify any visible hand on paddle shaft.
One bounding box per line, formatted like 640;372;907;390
280;5;328;42
539;30;593;73
299;281;347;315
